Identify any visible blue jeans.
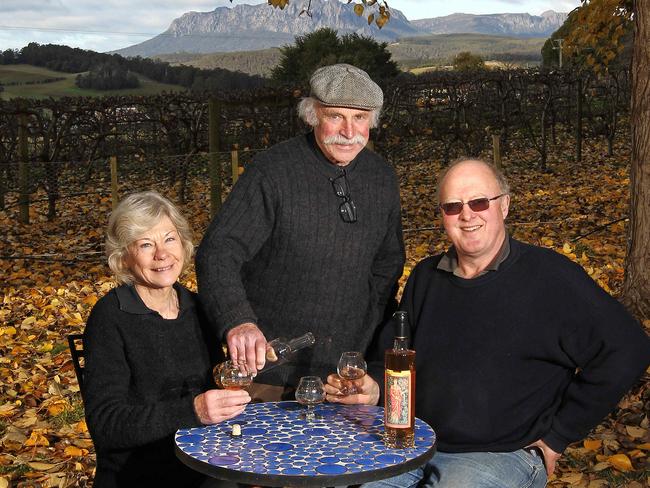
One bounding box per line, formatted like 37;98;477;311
362;449;547;488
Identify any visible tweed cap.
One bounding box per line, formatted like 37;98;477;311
309;63;383;111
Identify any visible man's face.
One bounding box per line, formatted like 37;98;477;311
313;105;371;166
439;160;510;266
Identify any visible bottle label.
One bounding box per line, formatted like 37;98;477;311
385;369;411;428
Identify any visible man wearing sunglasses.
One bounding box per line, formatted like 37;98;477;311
196;64;405;400
327;158;649;488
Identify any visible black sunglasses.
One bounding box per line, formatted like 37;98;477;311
439;194;506;216
330;171;357;223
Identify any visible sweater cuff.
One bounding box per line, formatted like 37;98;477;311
219;305;258;337
174;395;204;429
542;428;571;453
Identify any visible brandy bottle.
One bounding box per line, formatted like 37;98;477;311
384;311;416;449
214;332;316;389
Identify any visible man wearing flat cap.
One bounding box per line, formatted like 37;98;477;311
197;63;405;399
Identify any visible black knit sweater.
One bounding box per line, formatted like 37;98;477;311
83;283;222;487
368;238;650;453
196;133;405;386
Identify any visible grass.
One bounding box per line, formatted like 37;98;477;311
51;398;85;428
0;464;30;476
0;64;185;100
50;342;69;357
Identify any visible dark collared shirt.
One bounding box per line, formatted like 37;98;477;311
437;234;511;277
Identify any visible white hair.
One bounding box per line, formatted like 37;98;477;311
297;97;381;128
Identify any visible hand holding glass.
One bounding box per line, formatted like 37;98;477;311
337;351;367;395
214;360;253;390
295;376;325;420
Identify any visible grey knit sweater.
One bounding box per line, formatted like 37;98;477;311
196;132;405;386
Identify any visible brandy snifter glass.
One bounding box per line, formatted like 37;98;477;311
213;360;253;390
295;376;325;421
337;351;367;395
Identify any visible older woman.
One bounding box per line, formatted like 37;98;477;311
83;191;250;488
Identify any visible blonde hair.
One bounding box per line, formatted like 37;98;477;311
105;191;194;285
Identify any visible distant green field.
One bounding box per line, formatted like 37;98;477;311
154;33;544;76
0;64;185;99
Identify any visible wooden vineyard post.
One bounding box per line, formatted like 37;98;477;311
231;144;239;185
110;156;119;210
208;97;222;217
575;77;583;162
492;134;502;170
18;113;30;224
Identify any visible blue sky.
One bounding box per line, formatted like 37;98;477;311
0;0;581;53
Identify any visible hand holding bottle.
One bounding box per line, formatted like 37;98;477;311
226;322;268;375
324;373;380;406
219;331;316;382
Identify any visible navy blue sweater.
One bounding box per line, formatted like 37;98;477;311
369;238;650;453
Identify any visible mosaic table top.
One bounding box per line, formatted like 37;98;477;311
175;401;436;487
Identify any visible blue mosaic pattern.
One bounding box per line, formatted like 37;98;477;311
176;402;435;481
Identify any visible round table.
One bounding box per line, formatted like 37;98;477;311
175;401;436;487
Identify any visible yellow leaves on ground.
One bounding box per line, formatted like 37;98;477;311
21;316;36;327
24;430;50;447
604;453;633;472
557;471;584;485
64;445;88;457
583;439;602;451
0;326;17;336
75;419;88;433
625;425;647;439
0;403;17;417
46;398;70;416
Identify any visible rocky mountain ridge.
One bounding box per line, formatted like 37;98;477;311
411;10;567;38
114;0;566;57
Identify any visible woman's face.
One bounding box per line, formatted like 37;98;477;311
125;215;184;290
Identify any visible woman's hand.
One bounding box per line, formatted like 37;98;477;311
324;373;380;406
193;389;251;425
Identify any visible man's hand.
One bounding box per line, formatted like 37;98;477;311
226;322;267;375
528;439;562;477
324;373;380;406
193;389;251;425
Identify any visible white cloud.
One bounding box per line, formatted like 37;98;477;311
0;0;66;13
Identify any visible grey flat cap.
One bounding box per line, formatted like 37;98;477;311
310;63;383;111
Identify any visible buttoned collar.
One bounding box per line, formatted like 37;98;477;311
438;234;511;277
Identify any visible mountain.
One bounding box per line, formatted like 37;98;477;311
411;11;566;38
115;0;418;57
114;1;567;58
